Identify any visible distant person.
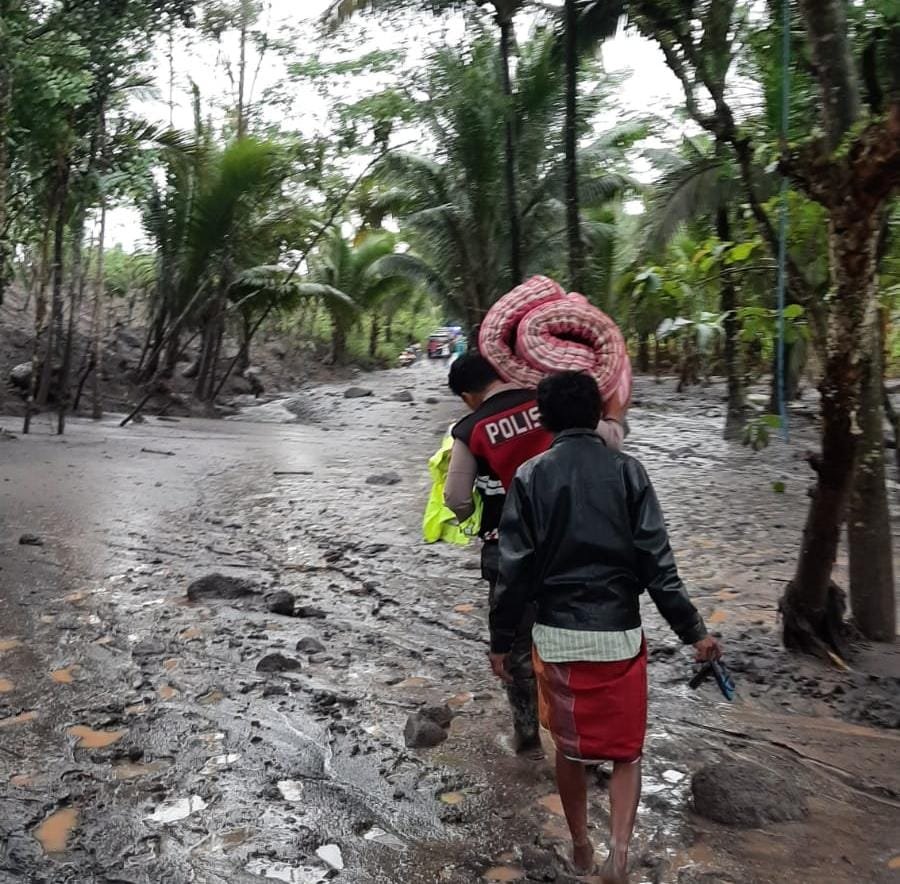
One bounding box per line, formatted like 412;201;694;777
444;353;623;756
489;371;720;881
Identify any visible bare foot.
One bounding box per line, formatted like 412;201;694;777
599;847;628;884
572;838;595;876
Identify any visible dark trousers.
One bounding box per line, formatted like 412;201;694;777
482;541;539;747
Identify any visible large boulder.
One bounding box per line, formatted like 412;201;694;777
187;573;258;602
691;760;808;827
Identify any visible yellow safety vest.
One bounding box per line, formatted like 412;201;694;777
422;434;482;545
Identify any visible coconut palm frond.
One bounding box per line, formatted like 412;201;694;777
643;157;724;254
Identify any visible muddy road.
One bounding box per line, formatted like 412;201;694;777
2;362;899;884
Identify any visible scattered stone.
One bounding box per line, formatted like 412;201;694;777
390;390;414;402
404;705;454;749
297;637;326;654
316;844;344;870
265;590;295;616
296;605;327;620
691;760;808;827
10;363;32;389
18;534;44;547
404;714;448;749
187;573;257;602
262;684;288;697
420;705;455;728
365;471;402;486
256;653;302;674
344;387;373;399
425;397;440;405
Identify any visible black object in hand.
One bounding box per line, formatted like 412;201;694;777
689;659;736;701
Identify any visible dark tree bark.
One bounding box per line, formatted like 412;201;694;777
56;214;85;434
498;16;523;286
0;2;13;307
564;0;585;293
848;316;895;642
715;199;744;439
37;160;70;407
780;1;899;654
369;313;379;359
637;334;650;374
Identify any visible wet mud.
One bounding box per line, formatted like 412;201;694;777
1;363;899;883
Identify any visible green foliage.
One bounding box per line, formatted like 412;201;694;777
742;413;782;452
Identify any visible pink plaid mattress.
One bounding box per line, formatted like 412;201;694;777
478;276;631;416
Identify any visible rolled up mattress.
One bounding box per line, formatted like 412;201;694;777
478;275;632;417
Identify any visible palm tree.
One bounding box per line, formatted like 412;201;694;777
297;228;411;363
374;33;637;327
321;0;529;284
141;135;328;400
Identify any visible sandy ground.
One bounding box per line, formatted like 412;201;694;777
1;361;899;884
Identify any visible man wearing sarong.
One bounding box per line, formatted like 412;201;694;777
445;354;622;755
489;371;721;881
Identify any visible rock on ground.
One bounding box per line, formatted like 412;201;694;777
365;471;402;486
390;390;414;402
18;533;43;546
186;573;258;601
297;637;326;654
691;759;808;827
404;705;455;749
265;590;295;616
256;653;303;673
343;387;373;399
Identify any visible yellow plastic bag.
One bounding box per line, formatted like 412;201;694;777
422;434;482;545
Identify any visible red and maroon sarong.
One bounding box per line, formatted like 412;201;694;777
533;640;647;763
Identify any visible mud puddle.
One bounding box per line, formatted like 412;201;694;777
1;364;898;883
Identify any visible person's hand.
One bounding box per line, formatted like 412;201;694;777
693;635;722;662
489;652;512;683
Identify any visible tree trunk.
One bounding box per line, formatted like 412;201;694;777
884;384;900;478
780;207;882;654
236;9;248;138
238;312;252;372
331;322;347;364
369;312;379;359
0;5;12;308
57;214;85;434
637;334;650;374
385;312;393;344
37;161;70;406
716;203;744;439
564;0;585;293
847;311;895;642
498;17;522;286
91;198;107;419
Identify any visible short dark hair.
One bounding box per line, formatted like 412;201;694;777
448;352;500;397
537;371;603;433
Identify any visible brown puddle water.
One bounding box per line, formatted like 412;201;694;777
158;685;178;701
112;759;170;780
0;638;22;652
50;667;76;684
483;867;525;882
34;807;78;853
67;725;127;748
0;710;36;728
10;773;33;788
0;677;13;693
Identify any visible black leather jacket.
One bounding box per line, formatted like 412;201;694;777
490;429;707;654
